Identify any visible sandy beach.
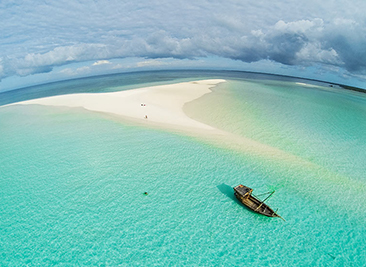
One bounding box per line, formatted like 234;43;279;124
12;79;226;131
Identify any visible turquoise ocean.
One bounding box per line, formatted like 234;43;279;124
1;71;365;266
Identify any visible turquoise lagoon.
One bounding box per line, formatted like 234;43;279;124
1;71;365;266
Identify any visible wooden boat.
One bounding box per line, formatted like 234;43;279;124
233;184;284;220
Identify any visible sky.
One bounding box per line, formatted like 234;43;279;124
1;0;366;92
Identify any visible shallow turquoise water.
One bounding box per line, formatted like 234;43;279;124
1;72;366;266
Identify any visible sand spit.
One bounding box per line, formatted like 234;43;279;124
11;79;226;131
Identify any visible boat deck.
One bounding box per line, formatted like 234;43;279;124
234;185;252;196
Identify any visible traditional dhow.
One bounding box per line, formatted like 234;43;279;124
233;184;284;220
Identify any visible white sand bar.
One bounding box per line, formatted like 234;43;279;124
13;79;226;130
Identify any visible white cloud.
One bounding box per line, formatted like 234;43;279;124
59;68;74;75
75;66;90;74
273;19;324;34
136;59;167;68
59;66;90;76
92;60;111;66
296;43;341;65
111;63;124;69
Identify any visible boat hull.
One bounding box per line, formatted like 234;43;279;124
233;184;282;219
234;192;279;217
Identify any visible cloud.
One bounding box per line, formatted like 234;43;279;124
137;60;165;68
1;44;110;77
59;66;91;76
112;64;124;70
136;59;173;68
1;0;366;83
92;60;111;66
75;66;91;73
59;68;74;76
211;18;366;73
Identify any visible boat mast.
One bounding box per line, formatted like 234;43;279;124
255;190;275;211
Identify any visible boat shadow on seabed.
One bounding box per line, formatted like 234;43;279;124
217;183;264;216
217;183;237;201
